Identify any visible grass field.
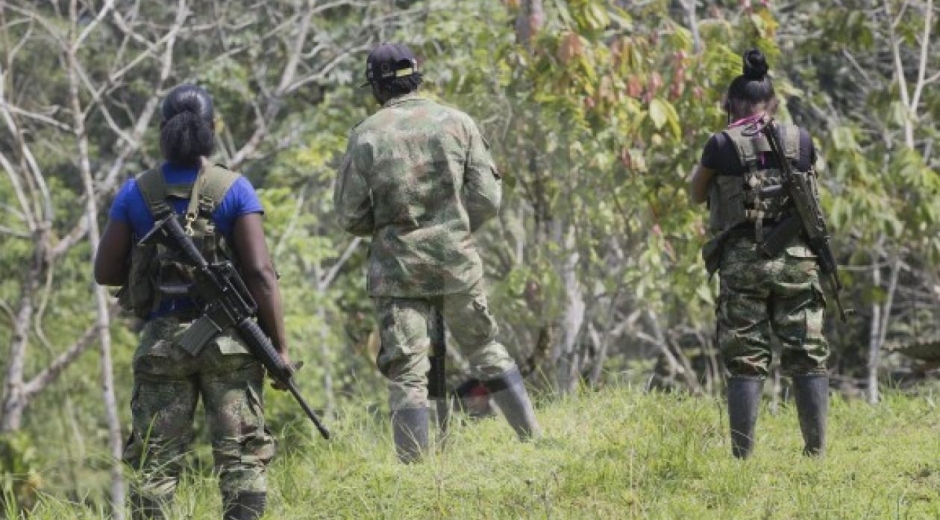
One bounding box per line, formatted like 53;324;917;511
17;384;940;519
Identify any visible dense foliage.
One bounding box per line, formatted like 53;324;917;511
0;0;937;511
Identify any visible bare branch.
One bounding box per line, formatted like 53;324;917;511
0;225;29;238
273;184;307;260
883;0;915;148
0;66;53;226
0;148;35;231
924;69;940;85
19;308;116;401
285;42;372;94
0;101;71;132
74;0;115;48
319;237;364;292
909;0;934;113
101;0;187;187
275;2;314;96
841;48;874;87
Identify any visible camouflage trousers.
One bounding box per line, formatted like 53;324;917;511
374;280;517;411
123;317;274;506
717;233;829;378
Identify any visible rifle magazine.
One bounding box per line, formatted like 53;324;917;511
178;314;223;356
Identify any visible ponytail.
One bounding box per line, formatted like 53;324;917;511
159;84;216;166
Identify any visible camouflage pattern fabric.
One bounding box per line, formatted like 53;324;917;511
333;93;502;297
123;317;274;507
375;280;517;411
717;231;829;378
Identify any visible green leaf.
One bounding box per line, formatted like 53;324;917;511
649;98;668;130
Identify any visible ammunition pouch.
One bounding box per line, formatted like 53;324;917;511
708;176;748;235
118;241;160;319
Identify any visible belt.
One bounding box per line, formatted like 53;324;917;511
727;220;786;242
165;308;202;322
150;297;201;322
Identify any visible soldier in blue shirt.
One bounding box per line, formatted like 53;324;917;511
95;85;289;520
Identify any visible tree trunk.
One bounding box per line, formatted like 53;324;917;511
868;253;900;404
552;227;585;394
681;0;702;52
515;0;544;48
868;263;882;404
0;243;42;433
68;6;126;512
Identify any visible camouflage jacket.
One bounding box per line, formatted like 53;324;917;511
333;93;502;297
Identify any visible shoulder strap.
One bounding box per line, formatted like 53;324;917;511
722;128;749;166
183;163;241;227
183;163;241;261
136;169;173;218
722;127;768;170
165;183;196;199
198;164;241;214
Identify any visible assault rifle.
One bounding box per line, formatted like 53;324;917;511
140;215;331;439
758;119;851;322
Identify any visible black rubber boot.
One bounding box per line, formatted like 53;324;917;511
727;376;763;459
484;368;541;441
392;407;429;463
222;491;267;520
792;374;829;457
130;493;167;520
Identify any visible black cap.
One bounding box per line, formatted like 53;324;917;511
360;43;418;88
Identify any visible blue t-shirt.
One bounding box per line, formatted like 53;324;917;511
110;162;264;239
109;162;264;317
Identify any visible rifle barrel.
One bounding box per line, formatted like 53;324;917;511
288;380;331;439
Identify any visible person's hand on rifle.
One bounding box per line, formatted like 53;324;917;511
270;354;301;392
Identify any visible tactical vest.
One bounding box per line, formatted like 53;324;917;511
707;123;802;240
120;164;240;319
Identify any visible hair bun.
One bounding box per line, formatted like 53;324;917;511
742;49;769;80
161;84;214;123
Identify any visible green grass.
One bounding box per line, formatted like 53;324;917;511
19;385;940;519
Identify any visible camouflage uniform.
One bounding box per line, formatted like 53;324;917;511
335;93;518;411
717;230;829;377
123;317;274;511
374;280;516;410
702;119;831;458
117;166;274;516
704;123;830;378
335;93;500;297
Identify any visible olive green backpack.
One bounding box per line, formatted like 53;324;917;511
119;163;240;319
